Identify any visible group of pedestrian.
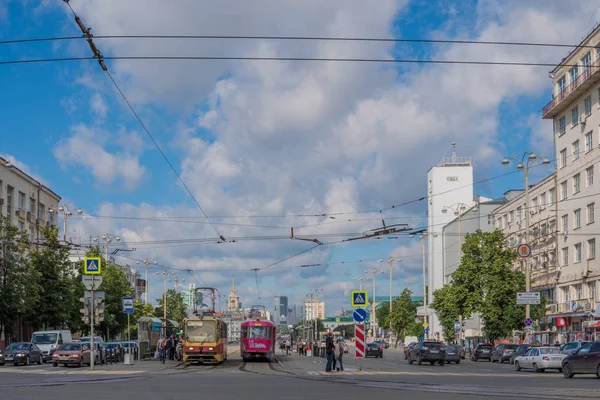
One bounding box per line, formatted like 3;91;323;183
325;332;344;372
156;334;184;362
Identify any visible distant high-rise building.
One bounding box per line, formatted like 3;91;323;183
304;301;325;321
273;296;289;326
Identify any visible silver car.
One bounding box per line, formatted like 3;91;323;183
514;347;565;372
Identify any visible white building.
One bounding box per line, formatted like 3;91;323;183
0;157;60;242
542;25;600;342
426;144;476;339
304;301;325;321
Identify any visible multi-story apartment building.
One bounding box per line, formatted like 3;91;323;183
0;157;60;242
491;175;560;342
304;301;325;321
542;24;600;342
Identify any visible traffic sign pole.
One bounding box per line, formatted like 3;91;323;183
90;274;95;371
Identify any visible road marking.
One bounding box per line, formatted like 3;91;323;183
1;368;144;375
305;370;560;377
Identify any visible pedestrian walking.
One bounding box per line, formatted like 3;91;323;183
325;332;335;372
157;336;167;364
335;339;344;371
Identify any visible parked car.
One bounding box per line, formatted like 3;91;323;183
491;344;519;363
0;342;43;366
443;344;461;364
471;343;494;361
52;342;91;367
404;342;417;359
509;344;539;364
103;342;124;363
407;341;445;366
514;346;565;372
365;342;383;358
561;341;600;378
31;330;72;363
560;341;590;355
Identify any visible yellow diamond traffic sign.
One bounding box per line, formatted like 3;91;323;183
423;322;429;329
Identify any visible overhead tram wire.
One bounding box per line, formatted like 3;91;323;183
0;55;586;69
1;33;599;50
61;0;225;242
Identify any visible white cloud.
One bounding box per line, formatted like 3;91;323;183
53;124;146;190
90;93;108;118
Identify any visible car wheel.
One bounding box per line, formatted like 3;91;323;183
430;361;435;365
53;362;58;367
533;363;539;372
408;356;413;365
558;368;562;373
515;361;521;371
80;358;84;368
438;359;444;366
26;356;30;366
456;359;460;364
37;356;42;365
417;354;423;365
596;365;600;379
499;357;504;364
563;363;574;378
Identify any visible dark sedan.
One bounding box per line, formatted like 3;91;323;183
562;341;600;378
408;341;445;366
471;343;494;361
365;343;383;358
491;344;519;363
443;345;461;364
0;342;43;366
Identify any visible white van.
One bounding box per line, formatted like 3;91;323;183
31;330;72;362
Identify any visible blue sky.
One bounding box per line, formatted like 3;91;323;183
1;0;595;316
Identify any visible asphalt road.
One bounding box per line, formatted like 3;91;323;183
1;347;599;399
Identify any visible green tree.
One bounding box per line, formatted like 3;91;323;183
0;216;37;342
430;285;461;342
155;288;187;325
388;288;417;339
85;247;133;339
127;299;155;339
26;228;78;331
376;302;391;330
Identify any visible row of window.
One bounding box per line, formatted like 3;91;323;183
559;132;594;167
561;238;596;266
495;188;557;229
559;166;595;200
561;203;595;232
0;181;55;224
555;49;598;96
555;90;600;136
561;281;597;303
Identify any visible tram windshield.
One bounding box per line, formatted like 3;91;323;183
185;320;216;342
243;325;271;339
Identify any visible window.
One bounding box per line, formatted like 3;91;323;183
570;66;578;84
549;188;556;205
588;239;596;260
562;247;569;266
540;192;547;208
47;208;52;224
558;75;566;94
6;186;12;222
575;243;582;263
583;52;592;75
573;173;581;194
509;211;514;224
574;209;581;228
29;198;35;214
586;131;593;151
518;206;523;221
38;203;45;220
573;140;580;160
18;221;24;231
564;286;570;302
587;166;594;187
562;214;569;232
585;95;592;116
560;149;567;167
532;197;538;210
576;283;583;299
18;191;25;209
588;203;595;223
572;106;579;126
558;116;566;136
487;214;493;225
28;227;33;242
560;181;568;200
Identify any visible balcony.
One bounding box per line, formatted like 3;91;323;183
546;298;594;315
543;60;600;119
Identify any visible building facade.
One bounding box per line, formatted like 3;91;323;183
273;296;289;326
427;145;475;339
542;24;600;342
304;301;325;321
1;157;60;242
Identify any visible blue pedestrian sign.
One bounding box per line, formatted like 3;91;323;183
454;321;461;329
84;257;101;275
524;317;533;327
122;297;134;314
351;290;369;308
353;308;367;323
424;328;429;334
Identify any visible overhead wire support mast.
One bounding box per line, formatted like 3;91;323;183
62;1;225;243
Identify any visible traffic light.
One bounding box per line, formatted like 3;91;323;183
95;297;105;323
80;297;90;324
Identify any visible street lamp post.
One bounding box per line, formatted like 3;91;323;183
93;233;120;265
381;257;401;314
353;276;364;290
137;258;157;304
366;268;384;339
409;231;437;339
502;152;551;323
48;205;83;243
157;270;175;325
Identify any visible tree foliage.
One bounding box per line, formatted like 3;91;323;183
0;216;36;341
431;229;547;341
155;288;187;325
387;288;417;338
127;299;155;339
376;302;391;330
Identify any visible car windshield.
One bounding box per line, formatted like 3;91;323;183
32;333;57;345
185;320;216;342
540;347;561;354
479;345;493;349
444;345;457;351
59;343;81;351
424;343;442;349
7;343;29;350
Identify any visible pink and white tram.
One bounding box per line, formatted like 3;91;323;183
240;318;277;361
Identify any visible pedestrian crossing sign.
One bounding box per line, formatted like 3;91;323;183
351;290;369;308
84;257;102;275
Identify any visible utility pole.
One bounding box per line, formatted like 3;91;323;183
137;258;157;304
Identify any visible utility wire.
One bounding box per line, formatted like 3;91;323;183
0;55;584;68
1;33;598;50
61;1;225;242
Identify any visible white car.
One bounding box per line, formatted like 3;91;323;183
514;347;565;372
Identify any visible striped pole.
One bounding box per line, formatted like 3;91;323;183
355;323;365;358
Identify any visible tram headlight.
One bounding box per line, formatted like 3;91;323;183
208;347;214;351
189;347;194;351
